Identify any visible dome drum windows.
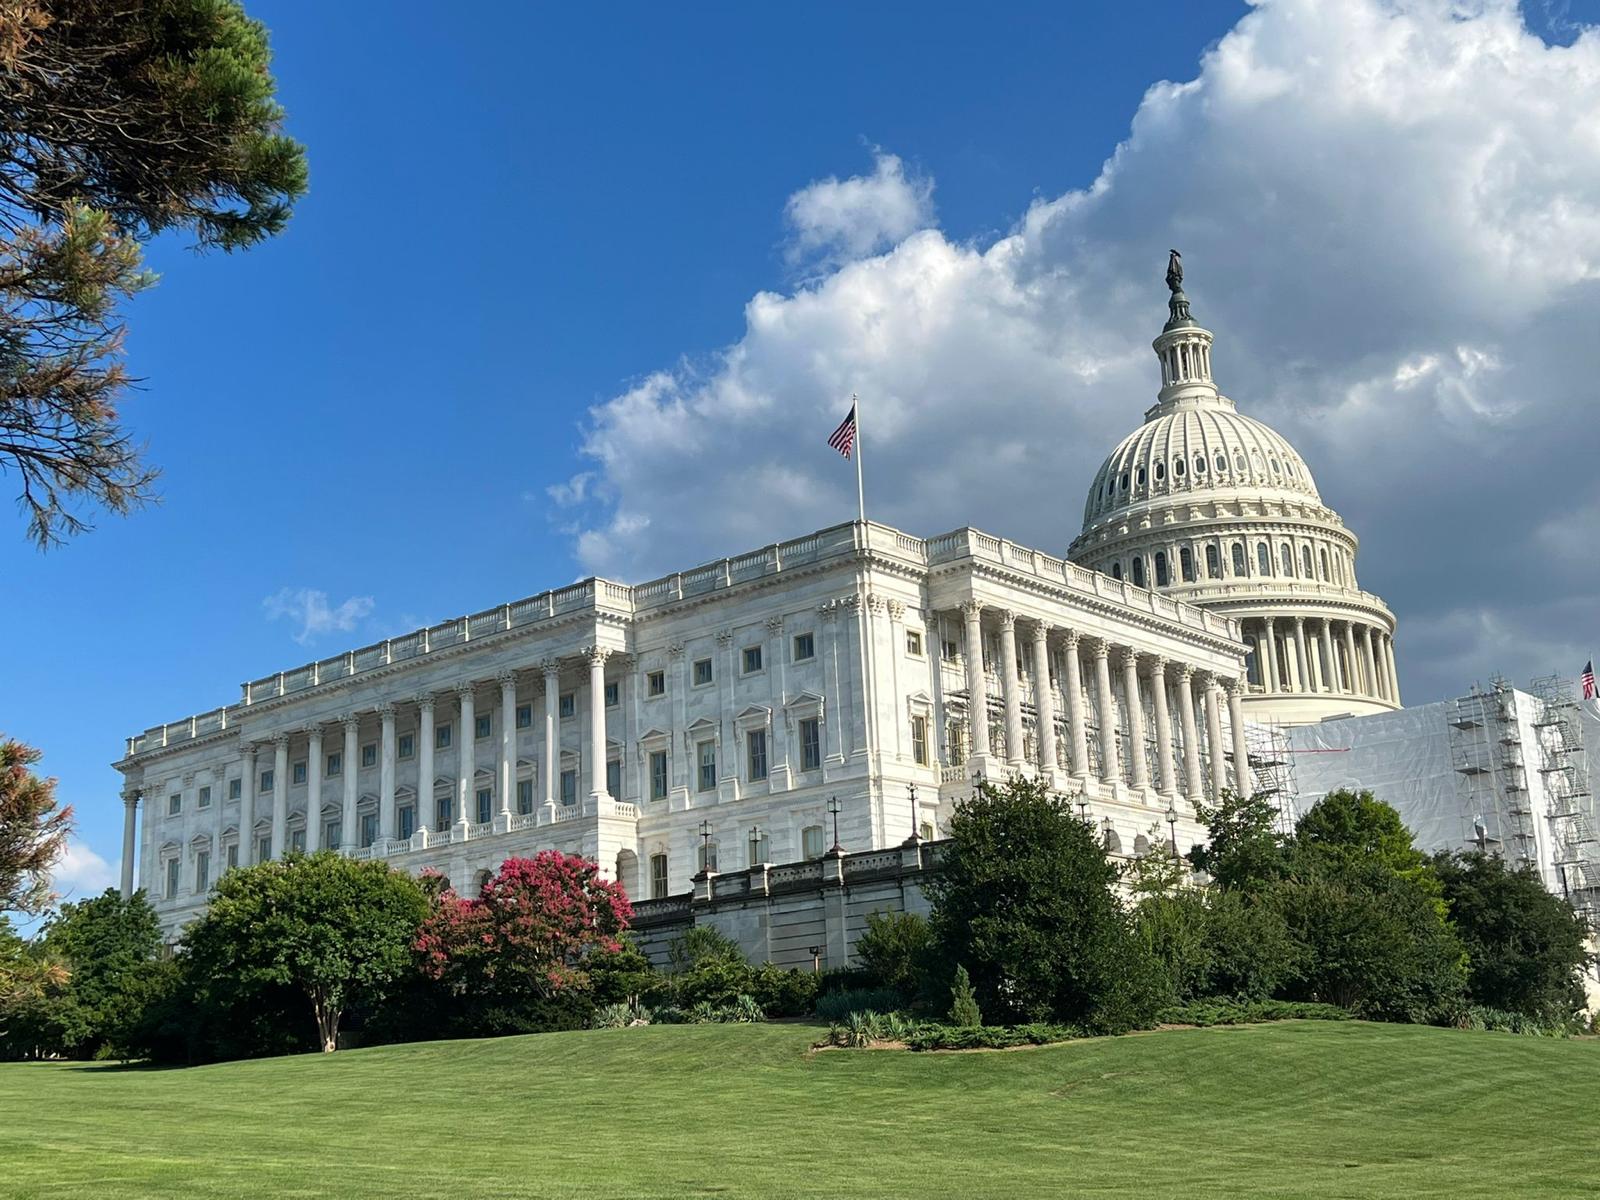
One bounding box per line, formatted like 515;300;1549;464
1131;557;1146;588
1179;546;1195;582
1256;542;1272;576
1231;542;1247;577
1194;455;1207;476
1154;551;1169;587
1301;545;1314;577
1111;561;1123;581
1280;543;1293;576
1153;461;1165;483
1173;457;1185;478
1206;544;1221;579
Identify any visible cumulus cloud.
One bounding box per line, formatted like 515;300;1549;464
556;0;1600;706
263;587;376;645
48;837;116;902
783;151;935;268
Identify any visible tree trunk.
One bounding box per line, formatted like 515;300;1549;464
310;989;341;1053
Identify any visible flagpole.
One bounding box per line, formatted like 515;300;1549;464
853;393;866;527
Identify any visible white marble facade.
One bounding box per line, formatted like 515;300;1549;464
117;521;1251;942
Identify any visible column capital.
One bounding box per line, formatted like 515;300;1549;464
664;642;685;659
271;732;290;748
340;713;361;732
1175;661;1195;682
122;788;141;807
539;656;562;675
1061;627;1081;649
1223;677;1245;698
306;724;325;743
959;599;983;621
496;670;516;687
583;643;613;665
817;600;839;622
864;593;887;615
415;692;435;712
1029;619;1050;645
455;682;476;701
765;614;785;634
1147;653;1168;676
377;701;396;719
1262;614;1276;631
995;608;1016;632
1092;638;1112;661
886;599;905;621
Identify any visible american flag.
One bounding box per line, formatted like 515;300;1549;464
1583;660;1597;701
828;402;858;459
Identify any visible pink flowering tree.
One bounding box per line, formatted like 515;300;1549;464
415;852;633;1011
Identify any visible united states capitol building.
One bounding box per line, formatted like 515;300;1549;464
114;260;1407;944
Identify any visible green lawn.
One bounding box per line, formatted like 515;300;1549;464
2;1020;1593;1198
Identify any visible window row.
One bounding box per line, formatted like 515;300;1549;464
1106;538;1352;590
1098;447;1304;511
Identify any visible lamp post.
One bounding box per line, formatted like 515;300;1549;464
1100;815;1114;851
908;782;920;842
698;818;713;874
826;795;843;852
1165;804;1179;857
1076;797;1089;823
748;823;765;866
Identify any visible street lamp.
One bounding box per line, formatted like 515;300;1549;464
748;823;765;866
1164;804;1179;857
908;782;920;842
826;795;843;852
698;819;713;874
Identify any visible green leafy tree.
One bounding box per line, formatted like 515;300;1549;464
35;887;162;1057
1431;851;1591;1022
853;910;933;1003
947;964;982;1027
0;0;307;546
1292;790;1441;909
0;736;70;915
1189;789;1285;893
926;776;1164;1031
183;852;428;1053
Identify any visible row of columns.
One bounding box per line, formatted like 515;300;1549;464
1250;614;1399;703
957;601;1252;804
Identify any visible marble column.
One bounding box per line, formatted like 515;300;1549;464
1175;666;1203;803
998;611;1024;766
1031;622;1058;774
498;672;517;819
960;601;991;762
1319;618;1342;692
1292;617;1310;694
120;790;139;898
1342;622;1361;696
1150;657;1175;799
340;717;358;850
1361;626;1380;700
239;741;257;865
455;685;475;832
586;646;611;802
1204;678;1227;800
379;703;397;841
542;659;560;811
1261;617;1280;693
305;726;323;853
416;695;435;833
1120;649;1150;790
1063;631;1089;780
1093;640;1119;785
270;734;289;859
1227;681;1252;797
1385;634;1402;705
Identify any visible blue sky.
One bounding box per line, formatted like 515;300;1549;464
5;1;1600;903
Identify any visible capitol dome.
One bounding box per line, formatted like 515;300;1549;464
1067;255;1400;725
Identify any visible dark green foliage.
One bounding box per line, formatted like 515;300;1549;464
1134;889;1301;1004
1459;1006;1571;1037
815;987;907;1023
947;965;982;1027
853;909;933;1003
1156;998;1351;1027
905;1022;1080;1051
1188;789;1285;893
32;888;163;1058
927;776;1163;1031
748;964;818;1017
1292;789;1442;910
1431;851;1590;1023
587;937;660;1008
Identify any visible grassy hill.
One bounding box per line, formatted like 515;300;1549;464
1;1020;1593;1199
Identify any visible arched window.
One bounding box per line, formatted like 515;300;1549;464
1174;457;1186;478
1133;834;1151;858
1234;451;1247;473
1269;457;1280;475
1180;546;1195;582
1106;477;1115;499
1232;542;1247;576
1319;548;1330;581
1111;561;1123;581
1136;466;1147;488
1132;557;1146;588
1302;545;1314;577
1280;543;1294;575
1120;472;1130;492
1154;551;1169;587
1257;542;1272;575
1206;544;1221;579
1215;452;1227;474
1154;460;1165;482
1195;455;1207;476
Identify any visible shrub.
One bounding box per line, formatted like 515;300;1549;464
592;998;653;1029
906;1022;1079;1051
853;910;933;1001
947;965;982;1027
1156;998;1350;1027
748;964;818;1017
1459;1006;1570;1037
815;986;904;1023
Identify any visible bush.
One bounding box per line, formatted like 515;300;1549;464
947;965;982;1027
853;910;933;1002
1458;1006;1572;1037
815;986;904;1023
1156;998;1350;1027
748;964;818;1017
906;1022;1079;1051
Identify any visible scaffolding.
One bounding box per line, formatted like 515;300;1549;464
1247;720;1298;836
1527;674;1600;924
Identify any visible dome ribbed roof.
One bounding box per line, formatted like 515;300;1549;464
1081;403;1321;528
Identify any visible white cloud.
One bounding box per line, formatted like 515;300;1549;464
48;837;116;903
556;0;1600;705
783;151;935;269
263;587;376;645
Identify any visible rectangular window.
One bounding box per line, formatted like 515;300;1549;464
476;788;492;824
292;760;307;785
196;851;210;892
693;658;713;686
398;733;415;759
260;769;274;793
802;825;825;860
516;703;532;729
749;831;770;865
560;769;577;807
650;853;668;899
792;632;815;662
604;681;620;708
911;714;929;766
517;779;534;814
167;793;181;816
697;741;717;792
436;796;453;828
399;806;415;840
226;844;239;870
747;729;768;782
360;814;377;849
326;752;341;778
559;692;576;718
942;639;960;663
906;629;924;656
742;645;763;674
361;743;377;769
165;858;179;899
436;723;453;750
647;670;665;697
606;759;621;797
650;750;669;800
475;714;492;741
324;819;341;851
799;718;821;772
198;785;212;809
290;828;305;854
257;835;272;863
228;778;241;800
